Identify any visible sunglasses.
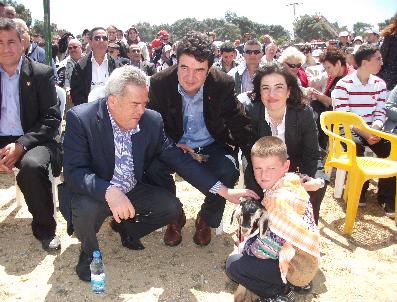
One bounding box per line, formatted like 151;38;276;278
93;35;108;41
286;62;302;69
245;49;261;55
68;45;79;50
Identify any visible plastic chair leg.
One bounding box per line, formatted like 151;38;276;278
334;169;346;199
344;173;363;235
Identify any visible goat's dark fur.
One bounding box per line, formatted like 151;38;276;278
231;198;269;240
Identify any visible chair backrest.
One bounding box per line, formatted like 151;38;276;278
320;111;368;171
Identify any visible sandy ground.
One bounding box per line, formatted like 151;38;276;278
0;171;397;302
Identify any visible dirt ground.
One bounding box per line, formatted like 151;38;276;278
0;171;396;302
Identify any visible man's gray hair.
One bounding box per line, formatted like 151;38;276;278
105;66;147;97
244;39;262;52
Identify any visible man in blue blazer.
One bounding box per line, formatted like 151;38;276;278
62;66;258;282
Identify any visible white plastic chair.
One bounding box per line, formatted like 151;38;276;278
14;86;66;220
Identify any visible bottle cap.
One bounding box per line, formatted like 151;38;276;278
93;250;101;258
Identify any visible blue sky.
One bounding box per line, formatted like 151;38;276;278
17;0;396;37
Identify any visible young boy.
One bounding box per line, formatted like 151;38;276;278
226;136;320;302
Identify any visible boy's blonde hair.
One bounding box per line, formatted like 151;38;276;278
251;136;288;163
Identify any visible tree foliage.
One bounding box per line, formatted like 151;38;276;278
5;0;32;26
30;20;58;36
294;14;338;42
353;22;371;37
378;17;393;32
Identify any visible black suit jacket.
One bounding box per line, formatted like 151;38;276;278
148;65;252;155
63;98;218;204
6;57;62;174
70;53;121;106
244;101;327;196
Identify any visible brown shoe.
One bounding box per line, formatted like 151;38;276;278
164;210;186;246
193;214;211;246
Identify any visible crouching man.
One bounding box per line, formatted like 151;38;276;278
62;66;258;282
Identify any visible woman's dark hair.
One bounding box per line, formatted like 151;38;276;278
58;32;74;54
319;48;346;66
251;63;305;109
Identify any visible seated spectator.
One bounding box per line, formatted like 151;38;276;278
126;26;150;61
278;46;308;87
332;44;395;215
127;43;156;76
336;31;351;49
0;19;62;252
309;48;355;149
228;39;263;95
260;42;277;65
353;36;363;46
212;41;239;73
156;44;173;72
365;28;381;47
108;42;130;65
70;27;122;106
57;39;83;92
300;43;317;69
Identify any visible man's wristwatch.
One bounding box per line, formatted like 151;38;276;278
17;142;27;152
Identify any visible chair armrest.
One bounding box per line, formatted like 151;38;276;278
357;124;397;161
322;127;357;162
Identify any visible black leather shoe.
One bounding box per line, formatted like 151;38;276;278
110;219;145;250
41;236;61;252
75;250;92;282
121;234;145;250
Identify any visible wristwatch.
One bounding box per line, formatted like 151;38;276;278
17;142;27;152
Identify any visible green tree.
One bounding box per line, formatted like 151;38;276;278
30;20;58;36
294;14;337;42
378;17;393;31
5;0;32;26
353;22;371;37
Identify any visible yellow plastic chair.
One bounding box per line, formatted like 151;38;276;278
320;111;397;234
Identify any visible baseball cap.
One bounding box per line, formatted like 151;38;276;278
366;28;379;35
159;30;169;37
353;36;363;43
339;31;349;37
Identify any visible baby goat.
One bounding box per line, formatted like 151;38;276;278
231;198;268;242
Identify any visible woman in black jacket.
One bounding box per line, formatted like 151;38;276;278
244;63;328;224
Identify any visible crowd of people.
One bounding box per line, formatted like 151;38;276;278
1;1;397;301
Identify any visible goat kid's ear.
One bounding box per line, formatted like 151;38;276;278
231;205;242;225
258;210;269;239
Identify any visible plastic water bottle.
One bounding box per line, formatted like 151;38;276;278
90;250;105;294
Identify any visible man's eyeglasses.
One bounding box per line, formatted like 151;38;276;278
129;49;141;53
245;49;261;55
68;45;79;50
285;62;302;69
93;35;108;42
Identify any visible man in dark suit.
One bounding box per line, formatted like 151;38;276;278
0;19;62;251
148;31;253;247
70;27;121;106
63;66;258;282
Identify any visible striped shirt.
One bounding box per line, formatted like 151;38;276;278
331;71;387;126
